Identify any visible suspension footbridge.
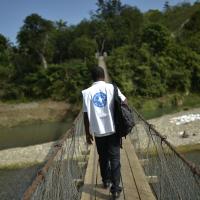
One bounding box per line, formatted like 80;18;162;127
22;57;200;200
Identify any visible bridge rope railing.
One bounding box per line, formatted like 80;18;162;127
130;107;200;200
22;111;89;200
22;54;200;199
23;105;200;200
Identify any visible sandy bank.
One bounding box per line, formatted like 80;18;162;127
0;142;55;169
0;135;87;169
0;100;71;128
1;107;199;169
148;108;200;149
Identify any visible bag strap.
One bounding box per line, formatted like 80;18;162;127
113;83;123;148
113;83;118;98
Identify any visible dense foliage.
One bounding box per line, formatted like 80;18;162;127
0;15;96;103
104;1;200;107
0;0;200;108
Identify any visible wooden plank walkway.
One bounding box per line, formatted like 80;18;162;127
81;136;156;200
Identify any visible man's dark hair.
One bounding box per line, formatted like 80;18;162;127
91;66;105;81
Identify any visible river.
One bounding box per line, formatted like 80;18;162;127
0;114;199;199
0;150;199;200
185;150;200;165
0;164;42;200
0;118;73;150
0;119;74;200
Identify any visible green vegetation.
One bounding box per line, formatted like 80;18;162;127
138;93;200;119
0;0;200;115
0;14;96;103
104;1;200;114
176;143;200;153
0;161;43;170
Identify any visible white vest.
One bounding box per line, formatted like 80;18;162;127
82;81;126;137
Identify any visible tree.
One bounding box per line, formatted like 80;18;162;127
120;6;143;44
55;19;67;31
69;36;97;59
142;24;171;54
183;10;200;34
144;10;163;25
17;13;54;69
0;34;8;50
52;21;72;63
1;1;200;103
164;43;194;93
88;20;113;54
96;0;106;17
162;1;197;32
178;10;200;53
163;1;170;11
0;34;16;100
0;34;11;66
134;64;166;97
107;45;135;96
73;20;91;38
95;0;123;19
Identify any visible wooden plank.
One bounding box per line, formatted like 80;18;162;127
139;159;149;167
95;150;126;200
146;176;158;184
117;174;125;200
95;162;111;200
94;150;128;200
78;161;87;168
81;144;98;200
81;150;90;155
81;136;155;200
123;137;156;200
120;148;140;200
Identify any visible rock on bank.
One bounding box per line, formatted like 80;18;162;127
148;107;200;149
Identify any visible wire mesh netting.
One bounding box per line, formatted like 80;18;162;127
130;108;200;200
23;107;200;200
23;112;89;200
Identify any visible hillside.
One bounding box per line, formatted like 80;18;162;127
0;0;199;112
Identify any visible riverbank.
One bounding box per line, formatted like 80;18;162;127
0;142;55;169
0;135;86;169
148;107;200;152
0;103;199;169
138;93;200;119
0;100;75;128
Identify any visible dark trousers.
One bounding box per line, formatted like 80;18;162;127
95;133;121;192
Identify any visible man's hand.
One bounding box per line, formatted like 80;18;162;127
83;112;93;144
86;133;93;145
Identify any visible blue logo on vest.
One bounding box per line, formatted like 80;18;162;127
92;92;107;107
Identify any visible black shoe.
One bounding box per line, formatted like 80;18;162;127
111;191;121;200
103;181;110;189
110;186;122;193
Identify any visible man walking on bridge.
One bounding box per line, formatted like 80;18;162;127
82;66;127;199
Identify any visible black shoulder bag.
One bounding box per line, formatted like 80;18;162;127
113;84;135;138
